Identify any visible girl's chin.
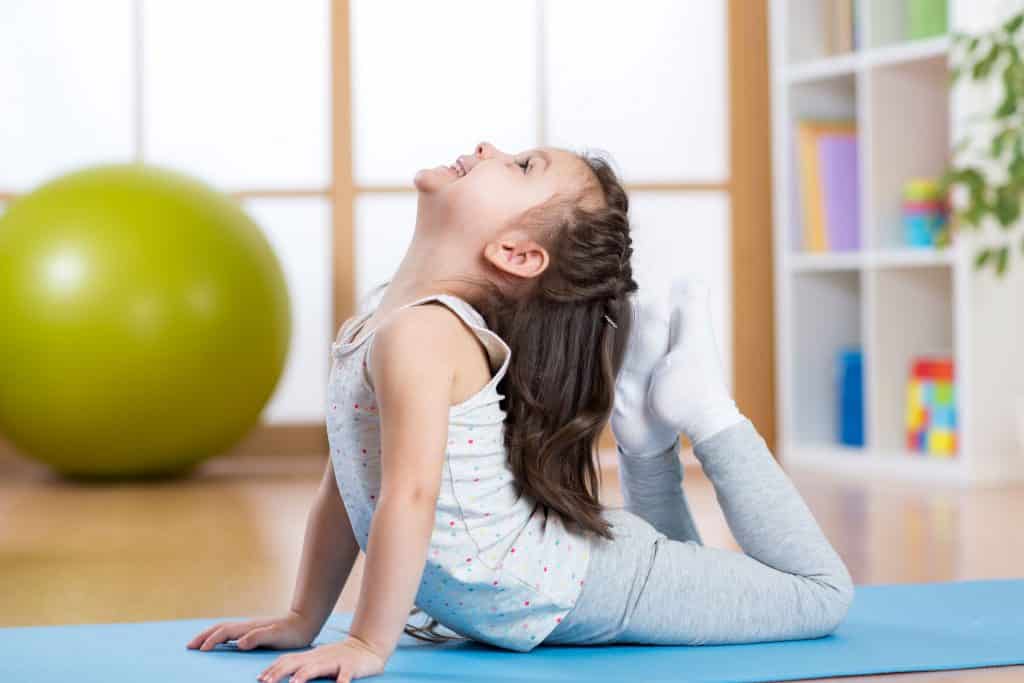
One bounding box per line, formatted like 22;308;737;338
413;166;460;192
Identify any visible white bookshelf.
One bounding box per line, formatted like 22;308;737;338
770;0;1024;486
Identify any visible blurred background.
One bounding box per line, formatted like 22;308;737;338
0;0;741;441
0;0;760;629
3;4;1024;681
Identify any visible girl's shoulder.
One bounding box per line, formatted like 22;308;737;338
380;294;510;377
375;299;473;350
427;295;510;376
362;294;513;411
333;292;510;378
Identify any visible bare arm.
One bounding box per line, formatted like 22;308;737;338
288;458;362;635
346;306;457;659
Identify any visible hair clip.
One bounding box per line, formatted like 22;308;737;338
603;314;618;329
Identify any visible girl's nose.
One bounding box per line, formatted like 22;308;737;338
476;141;496;159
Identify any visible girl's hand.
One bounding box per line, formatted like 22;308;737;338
186;610;318;652
258;635;388;683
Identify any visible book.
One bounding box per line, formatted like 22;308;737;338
818;132;860;251
796;120;856;252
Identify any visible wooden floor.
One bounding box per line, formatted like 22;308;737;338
1;446;1022;682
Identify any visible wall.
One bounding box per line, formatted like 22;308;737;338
1;0;733;434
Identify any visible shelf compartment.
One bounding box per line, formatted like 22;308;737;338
866;52;950;249
789;271;863;446
865;0;948;49
785;0;860;66
870;266;954;455
787;74;860;253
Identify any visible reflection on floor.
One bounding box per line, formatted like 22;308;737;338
1;447;1021;682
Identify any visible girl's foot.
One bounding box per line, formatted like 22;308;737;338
648;279;742;446
610;286;680;458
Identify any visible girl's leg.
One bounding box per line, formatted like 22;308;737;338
611;287;703;544
611;280;853;645
543;507;662;646
614;440;702;545
615;418;855;645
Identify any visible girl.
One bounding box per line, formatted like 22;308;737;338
186;142;854;682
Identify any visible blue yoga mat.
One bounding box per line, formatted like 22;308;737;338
3;580;1022;682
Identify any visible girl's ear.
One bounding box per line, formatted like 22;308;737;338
483;237;550;280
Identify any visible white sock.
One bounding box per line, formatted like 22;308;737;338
611;284;708;543
648;278;743;446
610;286;680;459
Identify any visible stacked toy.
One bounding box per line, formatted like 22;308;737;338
903;178;950;247
905;355;957;457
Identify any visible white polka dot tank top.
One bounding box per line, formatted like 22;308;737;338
326;291;592;653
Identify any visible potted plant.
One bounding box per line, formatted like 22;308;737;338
943;9;1024;457
943;10;1024;276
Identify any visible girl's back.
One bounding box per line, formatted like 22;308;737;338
327;290;592;652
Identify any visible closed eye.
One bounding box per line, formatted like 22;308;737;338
518;157;531;173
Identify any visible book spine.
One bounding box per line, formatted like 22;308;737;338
818;133;860;251
797;124;829;252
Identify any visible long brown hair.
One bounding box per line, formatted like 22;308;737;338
399;149;637;645
480;149;635;540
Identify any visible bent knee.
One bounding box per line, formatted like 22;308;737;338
810;567;855;636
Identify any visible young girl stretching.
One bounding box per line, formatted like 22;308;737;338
186;142;854;682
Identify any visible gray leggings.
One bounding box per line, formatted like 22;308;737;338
544;419;855;646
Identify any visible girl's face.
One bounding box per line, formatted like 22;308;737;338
413;142;589;239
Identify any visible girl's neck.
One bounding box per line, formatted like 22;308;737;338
372;231;485;318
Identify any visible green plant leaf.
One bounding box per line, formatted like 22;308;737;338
996;245;1009;276
953;167;989;206
938;169;956;194
973;44;1000;79
991;128;1015;157
1011;140;1024;181
1007;45;1024;80
964;202;987;227
996;52;1023;117
994;185;1022;225
996;94;1017;117
948;20;1024;276
1007;42;1023;66
952;166;987;189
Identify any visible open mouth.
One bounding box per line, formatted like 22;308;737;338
448;159;467;178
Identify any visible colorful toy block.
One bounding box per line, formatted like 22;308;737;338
906;356;957;458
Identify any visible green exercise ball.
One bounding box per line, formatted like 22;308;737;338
0;164;291;480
